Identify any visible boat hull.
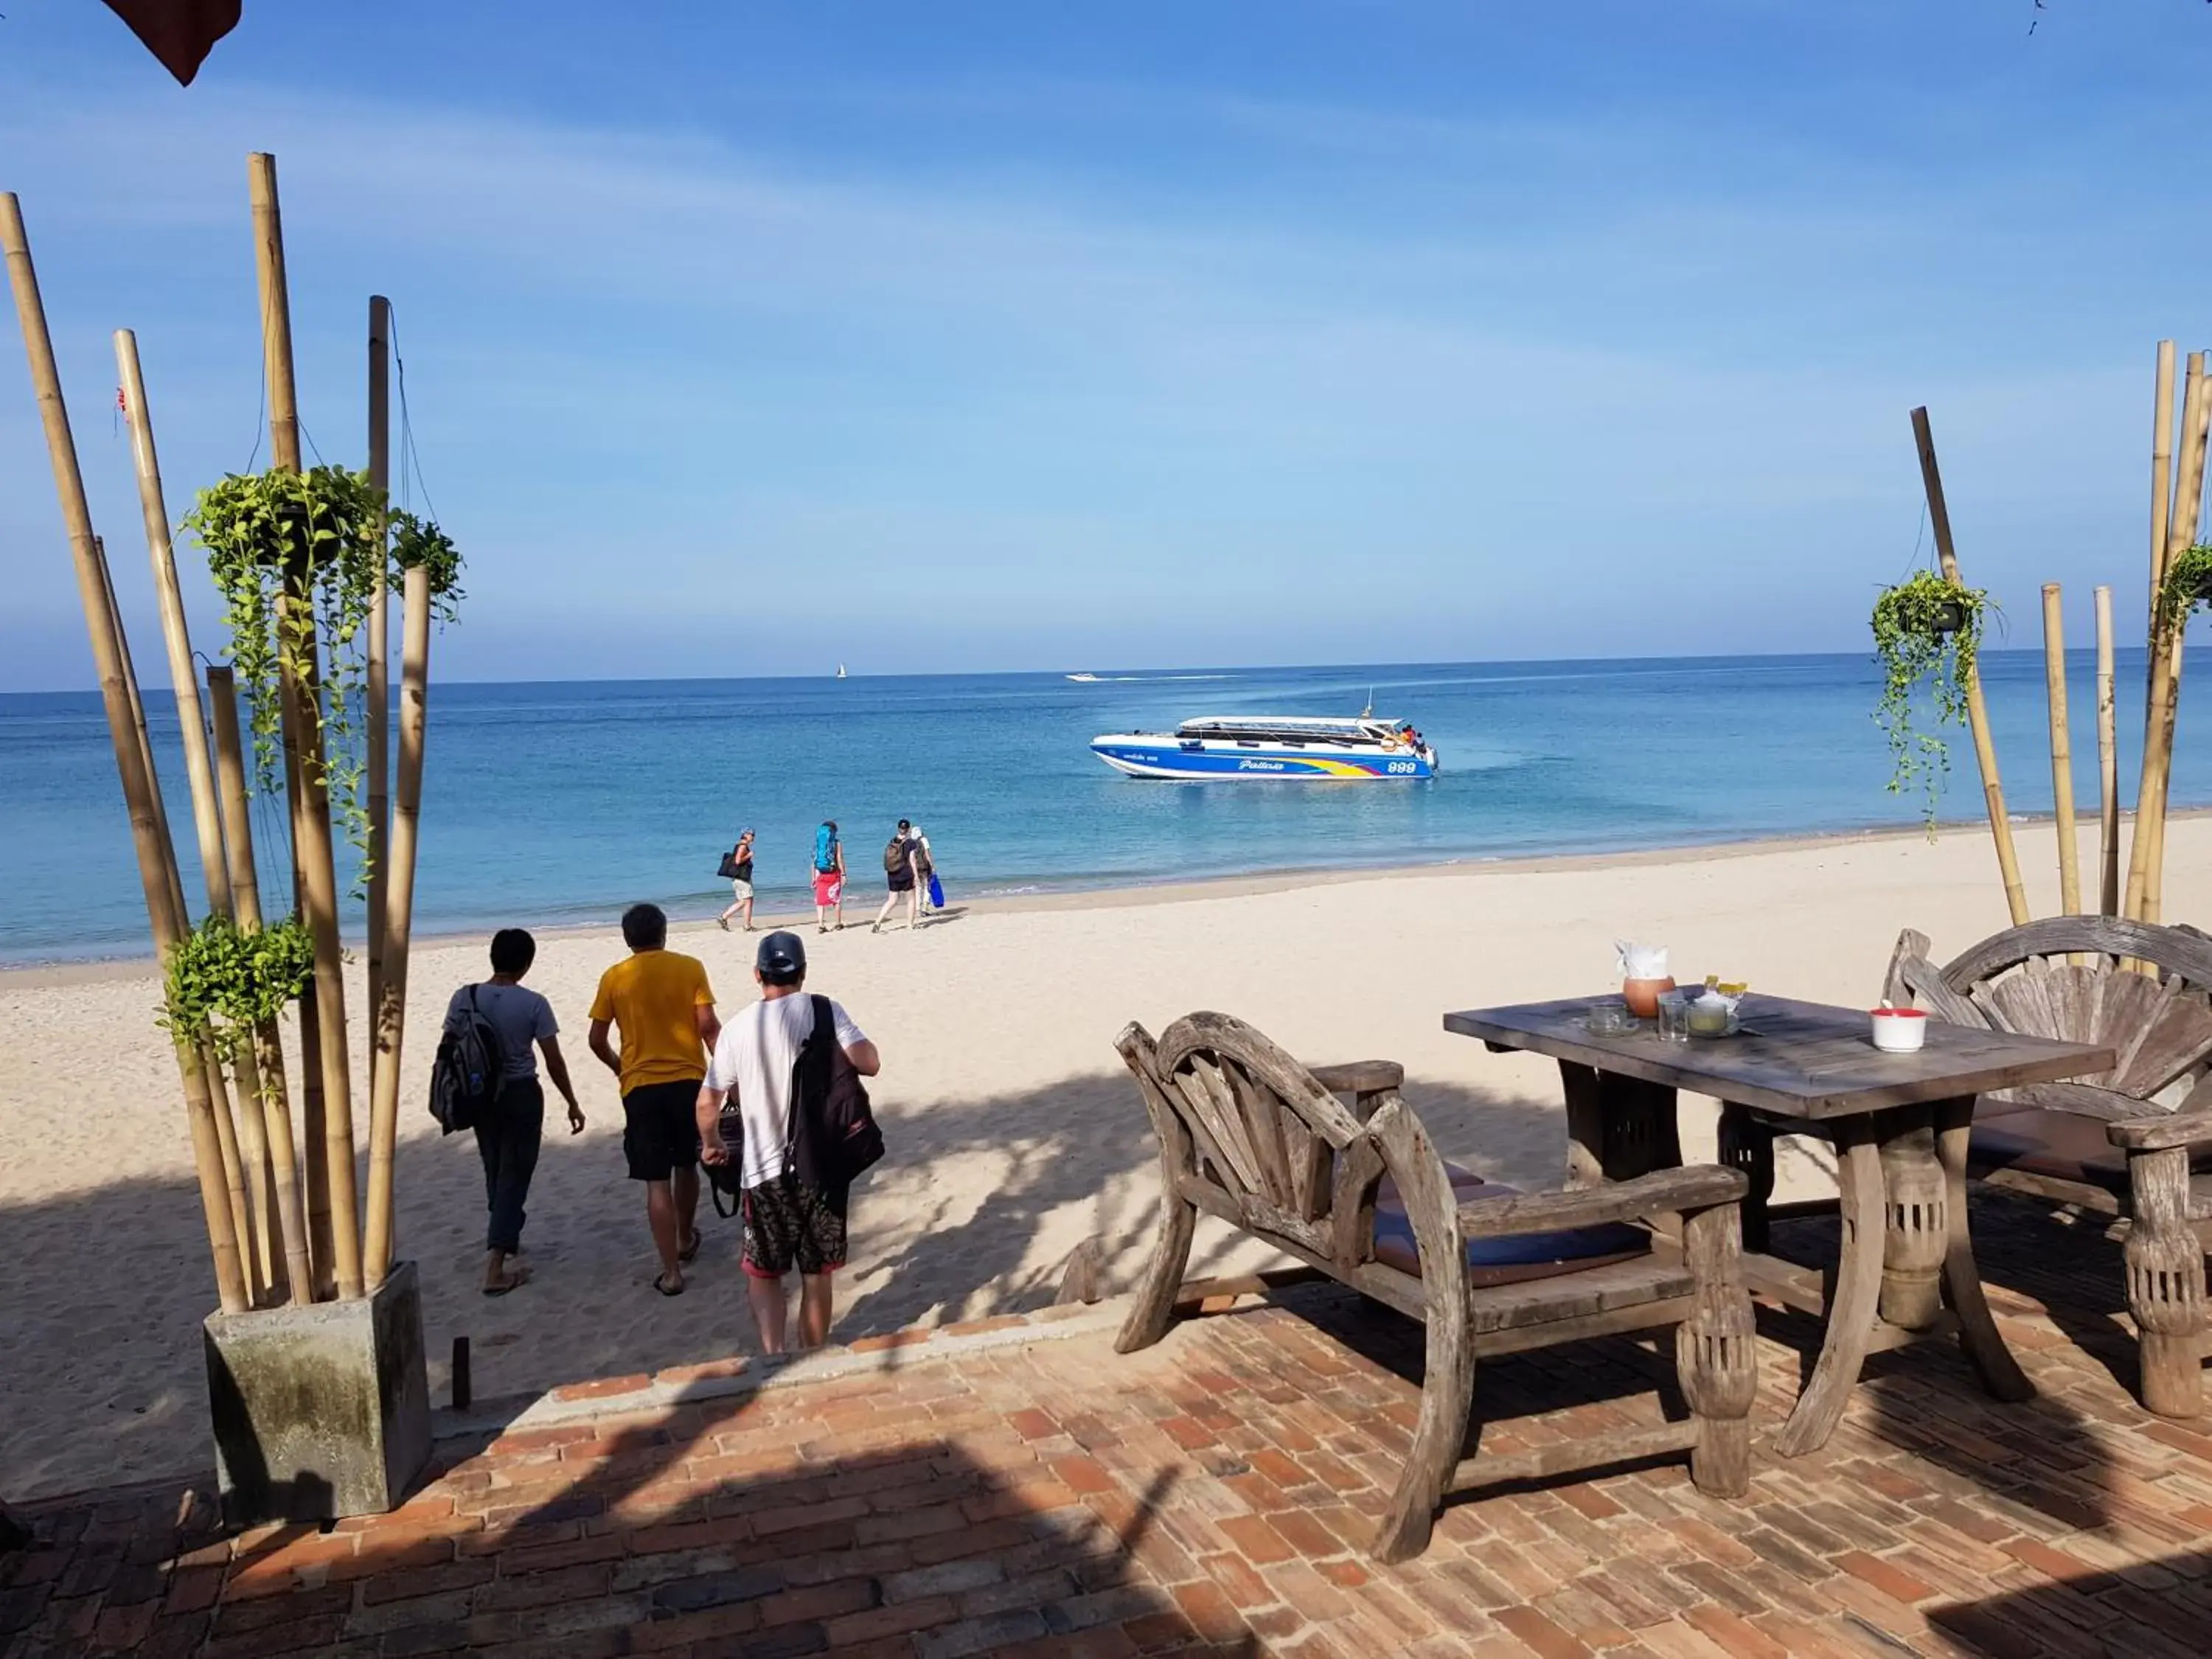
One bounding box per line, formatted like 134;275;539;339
1090;737;1436;780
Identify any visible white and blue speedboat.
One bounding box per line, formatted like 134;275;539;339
1090;714;1438;780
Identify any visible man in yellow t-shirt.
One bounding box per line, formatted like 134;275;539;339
588;903;720;1295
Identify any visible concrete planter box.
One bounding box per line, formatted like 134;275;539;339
204;1260;431;1525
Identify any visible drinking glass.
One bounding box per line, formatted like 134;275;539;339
1655;990;1692;1043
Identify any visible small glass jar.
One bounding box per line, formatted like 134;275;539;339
1585;998;1637;1037
1655;990;1693;1043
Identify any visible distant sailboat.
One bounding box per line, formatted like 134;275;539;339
835;664;847;679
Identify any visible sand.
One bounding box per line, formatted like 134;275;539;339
1;817;2195;1501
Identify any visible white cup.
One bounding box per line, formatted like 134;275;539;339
1869;1007;1927;1053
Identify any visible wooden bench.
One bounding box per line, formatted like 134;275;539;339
1114;1012;1756;1562
1886;916;2212;1417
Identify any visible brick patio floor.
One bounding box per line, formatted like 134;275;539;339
4;1196;2211;1658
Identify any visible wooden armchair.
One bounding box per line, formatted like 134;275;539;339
1885;917;2212;1416
1115;1012;1756;1562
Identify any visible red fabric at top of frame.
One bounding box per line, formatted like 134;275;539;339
101;0;243;86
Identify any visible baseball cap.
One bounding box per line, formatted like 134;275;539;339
756;930;807;984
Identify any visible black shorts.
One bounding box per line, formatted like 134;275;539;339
622;1079;703;1181
741;1172;849;1279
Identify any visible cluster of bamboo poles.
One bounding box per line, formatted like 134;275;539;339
1911;342;2204;931
1;154;435;1314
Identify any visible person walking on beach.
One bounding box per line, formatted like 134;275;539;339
811;821;845;933
445;928;585;1296
872;818;922;933
908;823;939;917
717;829;757;933
587;903;719;1296
696;930;879;1353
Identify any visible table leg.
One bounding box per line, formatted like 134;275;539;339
1558;1061;1680;1186
1717;1104;1774;1256
1933;1095;2034;1403
1775;1125;1885;1457
1877;1111;1947;1331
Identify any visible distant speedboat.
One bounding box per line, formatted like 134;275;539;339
1091;714;1439;780
1065;672;1102;683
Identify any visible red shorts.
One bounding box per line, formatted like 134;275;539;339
812;871;843;906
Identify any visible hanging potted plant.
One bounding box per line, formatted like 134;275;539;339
183;468;462;875
159;913;318;1062
1871;568;1992;831
2156;543;2212;635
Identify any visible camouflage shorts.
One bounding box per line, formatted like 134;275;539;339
741;1173;848;1278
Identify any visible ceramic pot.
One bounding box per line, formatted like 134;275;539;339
1621;976;1676;1019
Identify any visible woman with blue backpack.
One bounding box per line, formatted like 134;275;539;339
810;821;846;933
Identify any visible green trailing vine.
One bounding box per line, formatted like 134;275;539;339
2155;543;2212;635
182;467;464;878
1871;569;1992;832
160;915;316;1064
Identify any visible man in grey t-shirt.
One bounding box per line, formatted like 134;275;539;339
444;928;584;1294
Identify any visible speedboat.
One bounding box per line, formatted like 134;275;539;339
1090;714;1439;779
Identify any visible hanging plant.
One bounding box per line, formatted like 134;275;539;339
183;470;465;873
390;511;465;622
2155;543;2212;636
159;914;316;1062
1871;569;1993;832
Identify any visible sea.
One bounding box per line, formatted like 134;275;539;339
1;651;2205;967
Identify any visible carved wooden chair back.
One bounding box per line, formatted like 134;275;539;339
1118;1012;1380;1266
1886;916;2212;1112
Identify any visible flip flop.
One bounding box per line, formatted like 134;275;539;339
678;1228;702;1264
653;1272;684;1298
483;1267;529;1297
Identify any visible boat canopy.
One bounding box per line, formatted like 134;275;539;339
1172;715;1408;745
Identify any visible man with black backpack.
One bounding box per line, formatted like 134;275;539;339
695;931;880;1353
440;928;584;1295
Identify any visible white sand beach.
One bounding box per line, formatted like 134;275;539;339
1;818;2196;1501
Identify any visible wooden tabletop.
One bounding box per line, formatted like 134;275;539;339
1442;995;2114;1121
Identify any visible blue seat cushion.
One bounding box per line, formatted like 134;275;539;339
1371;1165;1651;1287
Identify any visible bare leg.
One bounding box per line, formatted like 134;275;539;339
644;1180;684;1289
747;1272;788;1353
741;894;754;931
872;892;898;932
797;1273;835;1349
675;1166;699;1251
905;887;919;930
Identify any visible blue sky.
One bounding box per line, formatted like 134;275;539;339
2;1;2208;686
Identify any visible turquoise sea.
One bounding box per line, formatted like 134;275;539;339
1;651;2203;965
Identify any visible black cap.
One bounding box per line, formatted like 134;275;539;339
756;930;807;984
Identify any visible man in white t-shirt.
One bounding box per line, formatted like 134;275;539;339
696;930;879;1352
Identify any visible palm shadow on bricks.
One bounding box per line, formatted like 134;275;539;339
1924;1547;2212;1655
383;1387;1271;1659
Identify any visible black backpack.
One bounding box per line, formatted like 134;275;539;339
708;995;884;1214
429;985;504;1134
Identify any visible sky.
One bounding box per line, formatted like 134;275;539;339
1;1;2209;686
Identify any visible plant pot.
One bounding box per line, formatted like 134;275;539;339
2194;568;2212;603
1622;976;1676;1019
1928;599;1966;637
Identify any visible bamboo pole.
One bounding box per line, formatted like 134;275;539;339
366;296;391;1081
2040;585;2081;914
2150;341;2177;636
2096;586;2120;917
100;533;259;1290
1910;406;2029;926
365;560;431;1288
118;330;281;1295
1;192;248;1314
209;666;312;1303
251;150;364;1300
2127;354;2209;923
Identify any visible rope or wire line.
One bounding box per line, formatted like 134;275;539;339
388;305;438;522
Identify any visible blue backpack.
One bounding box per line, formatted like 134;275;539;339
814;825;838;872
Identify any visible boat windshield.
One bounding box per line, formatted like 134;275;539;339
1171;717;1401;747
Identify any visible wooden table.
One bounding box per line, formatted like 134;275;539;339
1443;995;2114;1456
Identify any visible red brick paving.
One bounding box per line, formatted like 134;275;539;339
5;1200;2212;1655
